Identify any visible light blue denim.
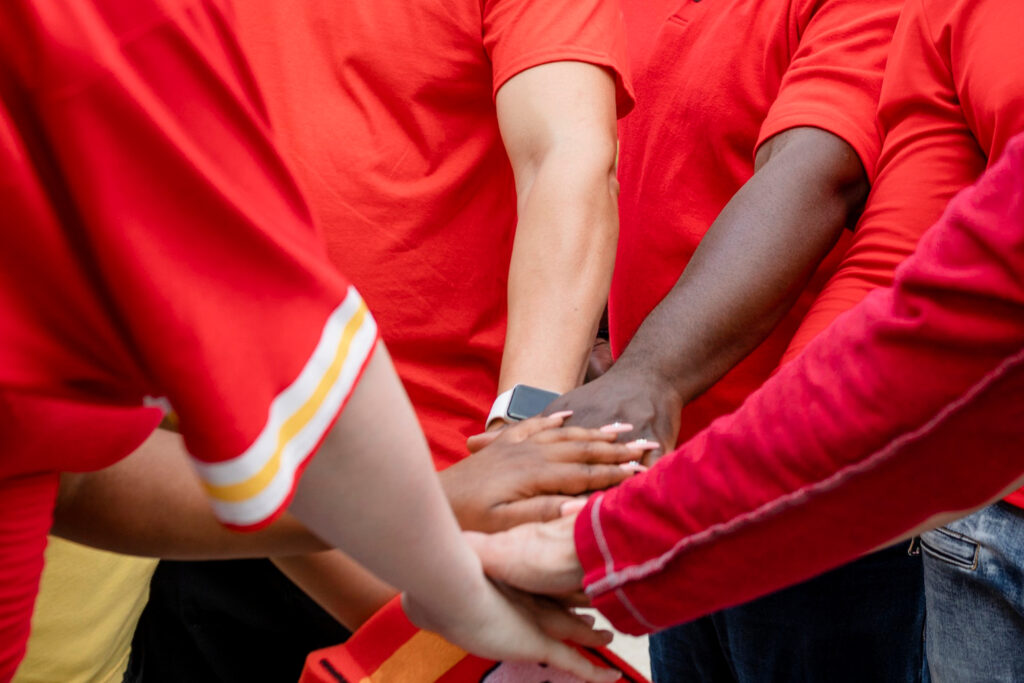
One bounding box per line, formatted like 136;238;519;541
922;502;1024;683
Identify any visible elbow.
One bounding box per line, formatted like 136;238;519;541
517;132;620;207
759;127;870;228
833;158;870;230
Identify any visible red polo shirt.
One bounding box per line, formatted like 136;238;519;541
235;0;634;468
612;0;900;444
0;1;376;676
785;0;1024;506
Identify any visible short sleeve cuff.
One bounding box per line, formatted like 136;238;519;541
492;47;636;118
757;106;882;182
192;287;379;531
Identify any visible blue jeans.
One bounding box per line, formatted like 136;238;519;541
649;543;926;682
922;502;1024;683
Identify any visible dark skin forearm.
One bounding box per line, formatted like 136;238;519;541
549;127;868;452
618;126;867;401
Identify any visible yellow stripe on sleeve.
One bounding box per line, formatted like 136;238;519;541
202;301;369;504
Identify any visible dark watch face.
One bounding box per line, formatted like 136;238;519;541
507;385;560;421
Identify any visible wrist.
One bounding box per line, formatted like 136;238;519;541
486;384;560;428
604;356;686;407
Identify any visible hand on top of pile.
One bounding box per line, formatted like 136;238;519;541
448;413;655;533
543;363;684;466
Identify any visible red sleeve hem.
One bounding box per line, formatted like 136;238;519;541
575;493;657;635
491;46;636;118
757;108;881;181
222;330;380;532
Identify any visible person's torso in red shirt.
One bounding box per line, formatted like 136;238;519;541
235;0;630;467
613;0;900;443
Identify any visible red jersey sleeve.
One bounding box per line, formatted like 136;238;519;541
1;0;377;529
575;132;1024;635
757;0;901;179
482;0;635;115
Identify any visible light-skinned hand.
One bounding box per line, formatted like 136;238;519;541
468;513;586;598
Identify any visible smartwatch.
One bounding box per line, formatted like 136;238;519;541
486;384;561;428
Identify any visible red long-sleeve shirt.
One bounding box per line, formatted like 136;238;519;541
782;0;1024;504
576;131;1024;635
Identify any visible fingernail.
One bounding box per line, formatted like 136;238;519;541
548;410;574;420
560;498;588;516
599;422;633;434
578;613;597;627
626;438;659;451
619;461;648;473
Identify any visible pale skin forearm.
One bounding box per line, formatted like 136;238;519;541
55;348;487;622
287;346;491;622
496;61;620;394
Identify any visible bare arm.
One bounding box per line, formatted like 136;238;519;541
495;61;620;395
549;127;868;452
53;429;327;558
53;403;643;631
488;140;1024;632
286;345;616;682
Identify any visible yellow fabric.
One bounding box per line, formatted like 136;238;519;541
13;537;158;683
363;630;466;683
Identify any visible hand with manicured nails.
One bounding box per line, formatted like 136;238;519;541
451;414;654;533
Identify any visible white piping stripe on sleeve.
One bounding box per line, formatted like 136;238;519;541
585;345;1024;598
194;288;367;487
209;313;377;527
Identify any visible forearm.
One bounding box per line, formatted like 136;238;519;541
288;345;490;618
500;150;618;393
272;551;397;631
496;60;619;394
52;429;326;558
576;142;1024;632
613;128;867;404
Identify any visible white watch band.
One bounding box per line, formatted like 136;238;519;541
486;388;516;428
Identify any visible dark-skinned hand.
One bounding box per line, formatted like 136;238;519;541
544;366;683;466
447;413;654;533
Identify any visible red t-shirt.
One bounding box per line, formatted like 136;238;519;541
0;2;376;674
577;131;1024;634
612;0;900;444
1;0;380;671
785;0;1024;506
234;0;633;468
0;0;377;527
